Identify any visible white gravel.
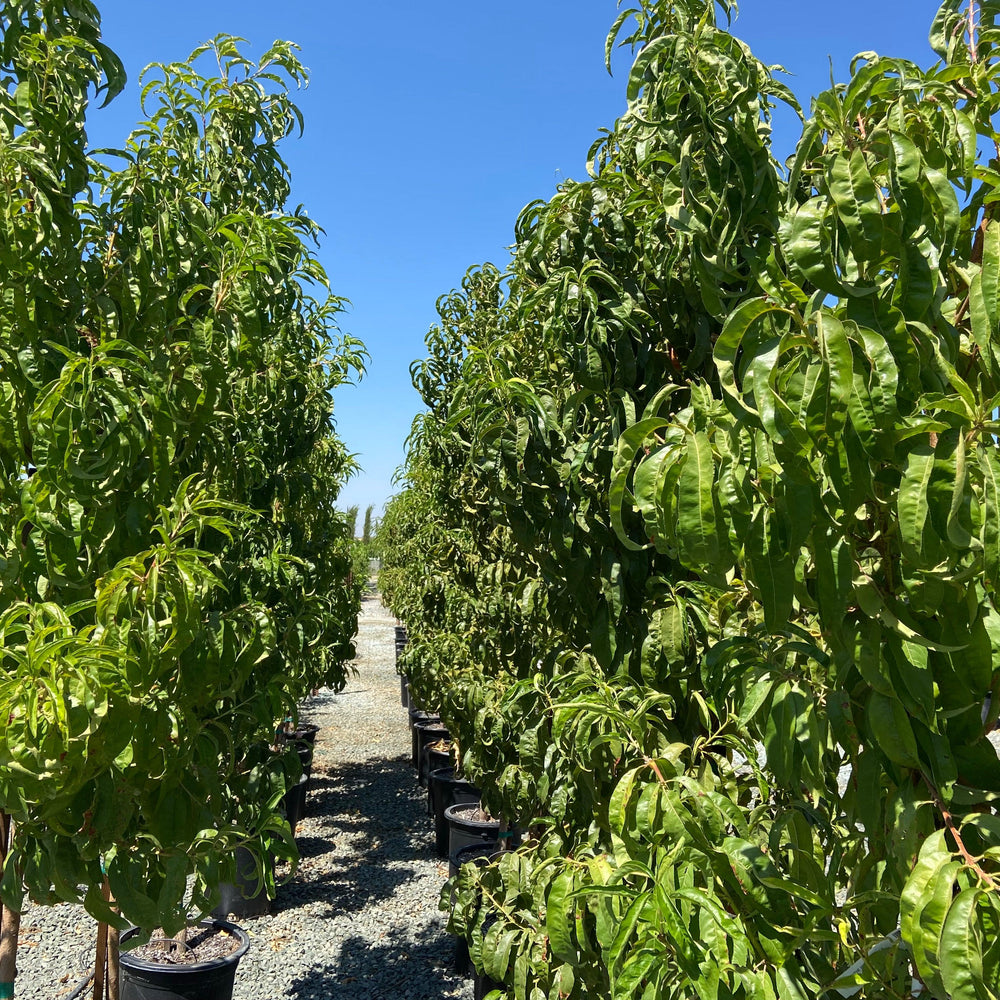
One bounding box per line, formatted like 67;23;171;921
13;590;474;1000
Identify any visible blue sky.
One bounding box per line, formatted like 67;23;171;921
87;1;942;519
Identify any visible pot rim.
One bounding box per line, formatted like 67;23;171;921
428;766;479;791
444;802;499;829
119;918;250;973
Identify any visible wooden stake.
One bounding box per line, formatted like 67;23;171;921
92;922;107;1000
93;875;117;1000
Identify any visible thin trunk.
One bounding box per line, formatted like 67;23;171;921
0;903;19;998
0;816;17;998
106;926;119;1000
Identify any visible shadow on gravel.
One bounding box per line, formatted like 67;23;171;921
272;753;441;921
286;922;470;1000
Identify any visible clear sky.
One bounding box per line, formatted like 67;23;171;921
86;1;942;520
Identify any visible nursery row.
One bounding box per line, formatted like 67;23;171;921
396;627;519;1000
0;3;363;997
380;2;1000;998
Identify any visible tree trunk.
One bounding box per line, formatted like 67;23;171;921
106;925;119;1000
0;902;19;999
0;815;16;998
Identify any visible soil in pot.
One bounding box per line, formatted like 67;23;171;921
429;768;481;857
126;924;240;965
119;919;250;1000
444;801;500;859
453;803;493;823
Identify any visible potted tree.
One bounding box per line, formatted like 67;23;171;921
0;9;364;997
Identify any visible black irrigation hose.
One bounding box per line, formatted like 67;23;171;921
63;969;93;1000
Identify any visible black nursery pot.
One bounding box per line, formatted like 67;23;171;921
430;768;481;858
444;802;500;859
400;675;410;708
408;707;438;731
448;841;497;879
211;847;272;919
119;919;250;1000
415;723;450;787
280;722;319;775
474;970;507;999
281;773;309;836
283;722;319;746
447;843;499;975
423;745;452;799
409;713;441;766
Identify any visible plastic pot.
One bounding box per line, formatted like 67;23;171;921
448;841;497;879
408;707;437;731
430;768;481;857
422;745;452;806
211;847;272;919
409;714;441;767
281;722;318;746
426;744;451;771
400;675;409;708
280;723;318;777
444;802;500;859
447;843;499;975
281;773;309;836
119;919;250;1000
474;970;506;999
415;723;450;786
295;742;313;776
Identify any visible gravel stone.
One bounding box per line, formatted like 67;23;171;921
13;591;474;1000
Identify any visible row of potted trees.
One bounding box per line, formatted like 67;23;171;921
395;629;512;1000
377;0;1000;995
0;4;363;999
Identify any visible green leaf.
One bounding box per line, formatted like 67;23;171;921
715;298;793;418
940;888;984;1000
867;692;921;769
610;417;672;550
898;443;937;567
676;430;726;578
981;446;1000;590
545;870;579;965
828;148;882;261
747;507;794;632
815;312;853;443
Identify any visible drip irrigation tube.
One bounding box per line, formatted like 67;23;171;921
63;969;94;1000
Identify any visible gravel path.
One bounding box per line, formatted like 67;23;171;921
13;590;474;1000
